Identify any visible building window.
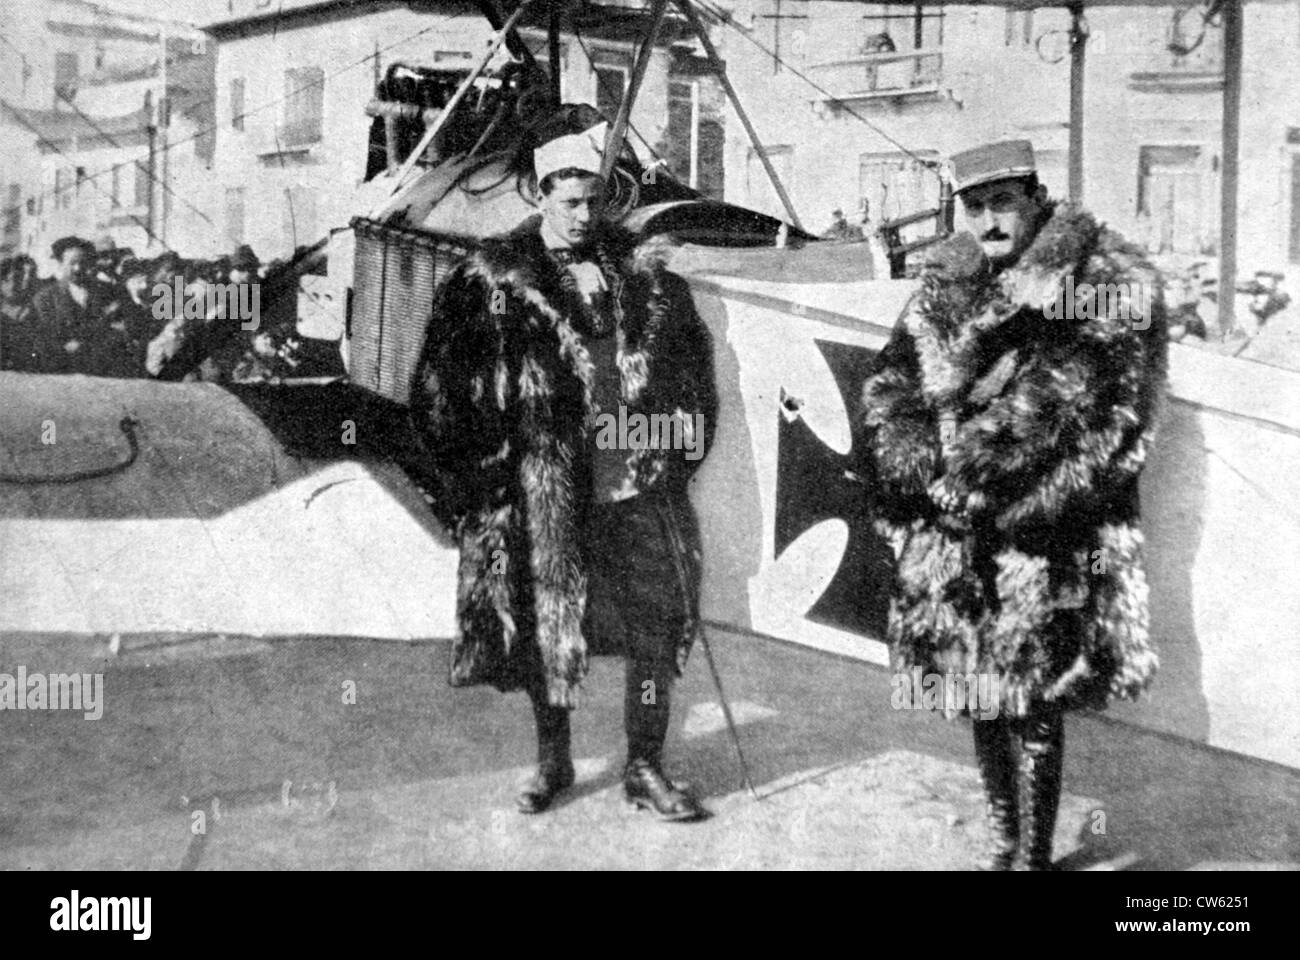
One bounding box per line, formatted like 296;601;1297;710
859;150;942;242
110;165;121;207
55;168;71;209
1004;10;1034;46
666;80;724;200
1137;145;1207;254
282;66;325;147
594;64;628;120
134;161;150;209
231;77;245;131
226;186;245;249
1290;141;1300;265
745;144;794;220
3;185;19;245
54;51;78;106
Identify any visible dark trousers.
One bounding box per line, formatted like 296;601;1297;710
529;491;690;767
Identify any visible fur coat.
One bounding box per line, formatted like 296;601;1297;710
409;214;716;708
859;202;1168;717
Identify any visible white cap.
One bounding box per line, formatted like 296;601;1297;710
533;121;609;183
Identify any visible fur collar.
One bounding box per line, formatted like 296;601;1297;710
906;202;1106;406
450;213;683;428
473;214;672;290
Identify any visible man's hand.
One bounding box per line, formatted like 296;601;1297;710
928;475;987;516
63;339;81;354
566;262;608;304
1002;264;1071;314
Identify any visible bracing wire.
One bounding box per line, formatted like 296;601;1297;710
3;13;459;218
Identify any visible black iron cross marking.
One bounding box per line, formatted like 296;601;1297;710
774;338;893;639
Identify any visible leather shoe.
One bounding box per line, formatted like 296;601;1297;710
623;759;709;822
516;761;576;815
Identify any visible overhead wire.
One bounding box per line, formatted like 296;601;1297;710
690;0;944;182
6;0;941;233
3;12;461;219
0;96;173;251
53;88;215;228
569;21;667;167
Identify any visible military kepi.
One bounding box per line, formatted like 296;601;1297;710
950;139;1037;195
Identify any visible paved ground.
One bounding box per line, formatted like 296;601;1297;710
1;626;1296;870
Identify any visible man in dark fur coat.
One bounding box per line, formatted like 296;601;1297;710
858;140;1167;869
409;113;716;820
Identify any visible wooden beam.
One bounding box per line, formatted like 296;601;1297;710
600;0;670;182
1219;0;1243;338
547;0;562;104
689;79;700;188
674;0;804;230
474;0;539;77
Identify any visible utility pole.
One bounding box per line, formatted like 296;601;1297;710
146;90;156;241
674;0;803;230
689;79;700;190
158;22;169;250
1219;0;1243;339
1067;2;1086;204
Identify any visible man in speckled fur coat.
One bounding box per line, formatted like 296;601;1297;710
409;109;716;821
859;140;1168;869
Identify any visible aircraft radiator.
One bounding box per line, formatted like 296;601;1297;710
349;216;471;405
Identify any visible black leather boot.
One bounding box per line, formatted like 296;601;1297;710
622;656;708;822
517;690;575;815
623;758;708;822
972;716;1019;870
1015;703;1065;871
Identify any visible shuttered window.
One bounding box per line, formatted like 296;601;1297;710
231;77;245;131
226;186;245;249
282;67;324;147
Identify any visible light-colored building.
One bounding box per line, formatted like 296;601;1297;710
12;1;1295;280
1084;1;1300;277
708;1;1299;279
203;0;722;263
711;3;1073;238
203;0;486;263
0;0;215;262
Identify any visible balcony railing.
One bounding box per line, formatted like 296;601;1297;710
1129;26;1224;93
251;122;322;156
807;48;943;104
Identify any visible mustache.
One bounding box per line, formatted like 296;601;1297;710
980;229;1011;242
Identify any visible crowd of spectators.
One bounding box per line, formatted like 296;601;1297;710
0;235;340;383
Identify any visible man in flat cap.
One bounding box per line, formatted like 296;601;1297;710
858;140;1168;869
30;235;117;375
410;105;716;821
